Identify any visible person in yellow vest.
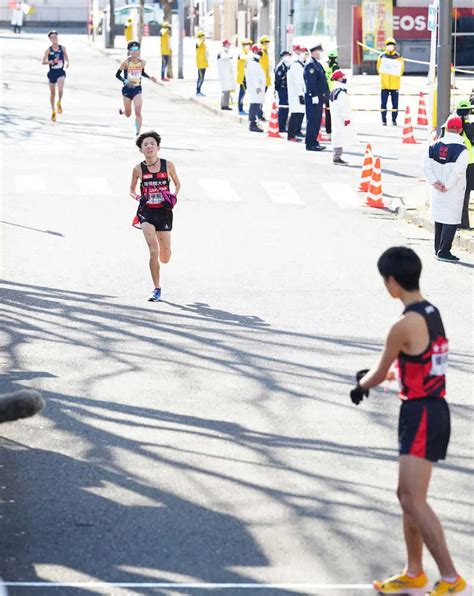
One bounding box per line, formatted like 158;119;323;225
376;38;404;126
160;21;171;81
457;98;474;229
124;17;134;43
258;35;271;120
237;38;252;116
195;30;208;96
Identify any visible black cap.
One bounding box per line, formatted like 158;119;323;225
127;41;141;50
280;50;291;58
310;43;323;52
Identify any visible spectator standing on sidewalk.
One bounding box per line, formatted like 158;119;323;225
329;70;353;165
124;18;134;43
274;50;291;133
304;43;329;152
160;21;171;81
195;31;208;96
245;44;265;133
287;45;307;142
456;99;474;229
423;116;468;263
323;50;339;135
11;2;23;34
236;39;251;115
377;38;404;126
217;39;234;111
258;35;271;120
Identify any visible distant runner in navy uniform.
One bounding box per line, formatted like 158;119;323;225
42;30;69;122
304;43;329;152
350;246;468;596
274;50;291;133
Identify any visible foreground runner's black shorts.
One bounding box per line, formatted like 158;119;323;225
398;397;450;462
137;206;173;232
122;85;142;99
47;69;66;84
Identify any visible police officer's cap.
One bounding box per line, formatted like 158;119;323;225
280;50;291;58
310;43;323;52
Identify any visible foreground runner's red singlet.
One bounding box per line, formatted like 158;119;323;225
397;300;448;401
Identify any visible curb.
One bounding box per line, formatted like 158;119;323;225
398;207;474;254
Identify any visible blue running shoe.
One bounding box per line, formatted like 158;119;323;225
148;288;161;302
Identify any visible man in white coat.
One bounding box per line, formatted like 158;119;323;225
329;69;354;164
11;2;24;34
217;39;234;111
245;44;266;133
287;45;307;142
423;115;468;262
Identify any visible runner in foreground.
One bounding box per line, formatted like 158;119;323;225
350;247;468;596
42;30;69;121
116;41;157;135
130;131;181;302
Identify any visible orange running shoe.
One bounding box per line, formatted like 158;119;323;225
374;571;429;594
425;576;469;595
57;101;62;114
51;111;56;122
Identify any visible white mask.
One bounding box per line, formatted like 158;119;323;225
387;44;395;52
283;57;291;65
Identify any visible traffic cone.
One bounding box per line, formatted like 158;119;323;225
358;143;373;192
267;101;282;138
417;92;429;126
366;156;385;208
402;106;417;144
317;108;330;142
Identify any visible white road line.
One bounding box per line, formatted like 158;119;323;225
199;178;241;202
320;183;362;210
78;177;113;196
261;180;305;205
2;582;374;590
14;176;47;194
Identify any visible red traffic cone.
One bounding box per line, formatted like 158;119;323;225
358;143;373;192
402;106;417;144
366;156;386;208
417;92;429;126
317;108;330;143
267;101;282;138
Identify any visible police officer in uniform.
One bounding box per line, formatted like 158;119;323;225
274;50;291;133
304;43;329;151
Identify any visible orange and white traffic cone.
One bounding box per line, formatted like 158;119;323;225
366;156;386;208
358;143;373;192
417;92;429;126
317;108;330;143
267;101;282;138
402;106;417;144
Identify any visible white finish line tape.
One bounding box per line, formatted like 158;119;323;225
2;583;374;590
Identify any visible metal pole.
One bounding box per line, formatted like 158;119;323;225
436;0;452;134
178;0;184;79
274;0;281;63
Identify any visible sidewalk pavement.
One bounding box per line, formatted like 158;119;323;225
94;33;474;253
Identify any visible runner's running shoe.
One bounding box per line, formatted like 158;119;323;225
119;108;124;115
148;288;161;302
57;101;62;114
374;572;429;594
51;111;56;122
425;577;468;595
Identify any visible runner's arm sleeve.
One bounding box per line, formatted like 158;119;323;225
116;68;125;82
142;70;150;79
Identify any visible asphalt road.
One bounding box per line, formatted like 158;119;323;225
0;31;473;596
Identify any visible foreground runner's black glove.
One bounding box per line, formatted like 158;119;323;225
350;369;370;406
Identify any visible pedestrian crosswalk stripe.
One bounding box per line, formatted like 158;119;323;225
15;176;47;193
199;178;241;202
261;180;305;205
78;177;113;195
320;183;361;209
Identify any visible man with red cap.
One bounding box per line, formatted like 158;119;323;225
423;115;469;262
329;69;353;164
217;39;234;111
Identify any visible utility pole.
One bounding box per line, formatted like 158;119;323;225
436;0;452;134
178;0;184;79
138;0;145;44
106;0;115;48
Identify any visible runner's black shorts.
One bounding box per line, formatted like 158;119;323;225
122;85;142;99
137;206;173;231
398;397;450;462
47;69;66;84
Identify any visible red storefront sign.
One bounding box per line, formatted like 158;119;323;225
393;8;430;40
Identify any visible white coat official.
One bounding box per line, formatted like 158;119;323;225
423;131;468;225
217;42;235;110
287;56;306;114
329;78;356;157
245;52;266;105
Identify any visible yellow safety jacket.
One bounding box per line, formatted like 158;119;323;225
124;23;133;43
462;129;474;164
196;39;208;69
161;30;171;56
377;51;404;90
237;49;248;85
259;48;271;87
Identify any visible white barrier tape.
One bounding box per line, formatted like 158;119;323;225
356;41;474;74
